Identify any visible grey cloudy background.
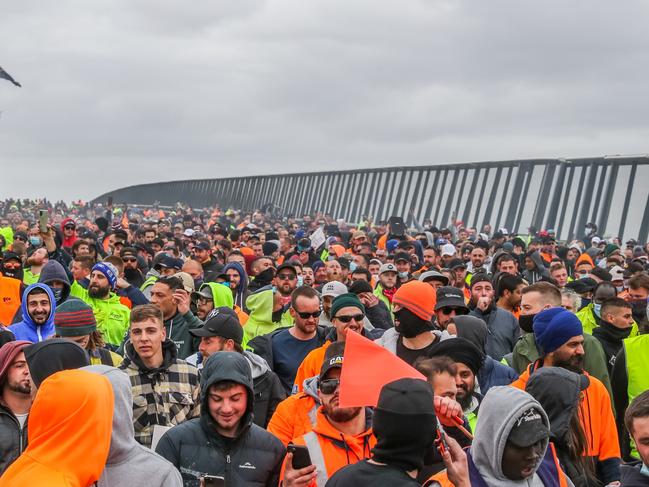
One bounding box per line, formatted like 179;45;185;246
1;0;648;202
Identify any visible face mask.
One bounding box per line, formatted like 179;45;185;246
256;268;275;283
50;287;64;304
398;271;409;279
29;236;42;246
2;266;23;280
394;308;431;338
631;300;648;323
593;303;602;318
349;262;358;272
297;276;304;287
616;286;625;293
519;313;536;333
578;273;590;280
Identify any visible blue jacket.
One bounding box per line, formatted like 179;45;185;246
8;283;56;343
477;356;518;395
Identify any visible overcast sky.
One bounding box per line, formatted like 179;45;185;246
1;0;648;202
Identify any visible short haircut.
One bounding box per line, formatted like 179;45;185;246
291;285;321;307
217;239;232;251
561;288;581;310
498;254;516;263
351;267;372;281
414;356;458;381
156;275;185;291
593;281;617;299
251;256;273;271
27;287;48;299
549;262;566;274
497;274;525;299
130;304;164;326
601;297;632;315
74;255;95;270
72;239;90;252
521;282;562;307
629;274;649;292
210;380;245;393
625;390;649;436
104;255;124;274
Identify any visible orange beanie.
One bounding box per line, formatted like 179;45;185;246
392;281;437;322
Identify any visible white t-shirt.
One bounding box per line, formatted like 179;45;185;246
15;413;28;429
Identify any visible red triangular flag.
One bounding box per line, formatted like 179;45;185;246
339;330;426;408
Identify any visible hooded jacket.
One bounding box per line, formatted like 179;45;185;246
82;365;183;487
523;251;551;285
224;262;250;309
72;285;131;346
0;275;21;326
469;303;520;362
38;259;71;304
202;281;249;325
620;463;649;486
0;369;113;487
268;375;321;446
60;218;78;249
119;339;201;448
243;286;293;347
469;386;564;487
374;326;451;354
155;351;285;487
164;308;203;359
8;283;56;343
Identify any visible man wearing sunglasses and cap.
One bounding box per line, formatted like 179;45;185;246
281;341;375;487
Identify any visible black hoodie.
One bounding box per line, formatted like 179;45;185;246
155;352;285;487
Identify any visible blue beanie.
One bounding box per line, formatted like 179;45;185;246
387;239;399;253
533;308;583;354
92;262;118;289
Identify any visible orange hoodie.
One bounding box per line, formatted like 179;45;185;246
0;369;114;487
279;407;375;483
293;341;332;393
575;253;594;268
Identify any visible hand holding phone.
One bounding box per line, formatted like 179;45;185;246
283;445;317;487
201;475;225;487
38;209;48;234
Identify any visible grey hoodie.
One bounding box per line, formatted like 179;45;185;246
82;365;183;487
374;327;451;353
471;386;550;487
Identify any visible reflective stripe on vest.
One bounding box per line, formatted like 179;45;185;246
307;405;318;426
624;334;649;459
303;431;328;486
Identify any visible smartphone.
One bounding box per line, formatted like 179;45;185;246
202;475;225;487
436;419;448;455
287;443;312;469
38;209;48;234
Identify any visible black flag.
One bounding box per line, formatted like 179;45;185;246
0;66;21;87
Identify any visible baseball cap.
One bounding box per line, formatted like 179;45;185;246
195;241;211;251
321;281;348;298
448;258;467;271
419;270;449;286
192;283;215;302
565;277;597;294
175;272;196;293
319;341;345;379
379;263;397;275
183;228;195;237
394;252;410;263
189;307;242;343
441;243;456;257
352;231;366;240
157;255;183;270
507;407;550;448
120;247;138;260
608;265;624;282
435;286;469;311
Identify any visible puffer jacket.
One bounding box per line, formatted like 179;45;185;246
477;355;518;394
155;352;285;487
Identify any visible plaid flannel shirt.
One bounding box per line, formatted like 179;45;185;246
120;357;201;448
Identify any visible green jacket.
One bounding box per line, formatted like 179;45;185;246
510;332;614;400
73;286;131;346
242;287;293;348
202;282;234;308
164;310;203;360
373;283;393;314
576;303;639;336
22;269;39;286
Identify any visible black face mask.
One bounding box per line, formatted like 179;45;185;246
394;308;432;338
631;300;648;324
256;268;275;284
1;265;23;281
519;313;536;333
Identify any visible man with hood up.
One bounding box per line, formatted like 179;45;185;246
192;280;248;326
243;284;293;347
464;386;570;486
224;261;250;309
523;250;552;285
8;283;56;342
156;351;285;486
0;369;113;487
83;365;183;487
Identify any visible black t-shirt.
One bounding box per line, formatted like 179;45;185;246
395;335;439;366
325;460;421;486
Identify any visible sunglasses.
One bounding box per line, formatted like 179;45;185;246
64;225;75;230
319;378;341;395
123;257;137;263
14;236;27;242
440;307;468;315
277;273;296;280
295;310;321;319
334;314;364;323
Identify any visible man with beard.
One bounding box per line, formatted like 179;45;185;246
8;284;56;343
281;341;375;487
373;263;398;314
79;262;130;347
274;263;298;307
430;337;486;432
0;341;32;475
375;280;450;366
511;307;621;485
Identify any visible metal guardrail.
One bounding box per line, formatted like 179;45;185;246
93;155;649;242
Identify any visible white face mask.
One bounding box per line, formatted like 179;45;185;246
398;271;409;279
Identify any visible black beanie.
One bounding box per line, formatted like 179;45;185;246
371;378;437;472
24;338;90;388
430;337;485;375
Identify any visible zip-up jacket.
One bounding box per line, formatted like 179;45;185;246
511;361;621;484
155;351;285;487
267;376;321;446
0;402;28;475
8;283;56;343
72;285;130;346
164;309;203;359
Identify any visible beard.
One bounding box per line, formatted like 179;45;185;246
553;354;584;374
456;385;474;411
88;283;110;299
323;402;362;423
8;380;31;395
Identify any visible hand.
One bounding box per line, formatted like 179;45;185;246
116;277;130;290
434;396;463;428
359;292;379;308
477;296;491;311
283;453;317;487
442;435;469;487
174;289;191;315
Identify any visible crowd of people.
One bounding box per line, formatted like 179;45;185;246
1;197;649;486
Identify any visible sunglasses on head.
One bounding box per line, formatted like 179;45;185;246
295;309;321;319
319;378;340;395
334;314;364;323
277;273;296;280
